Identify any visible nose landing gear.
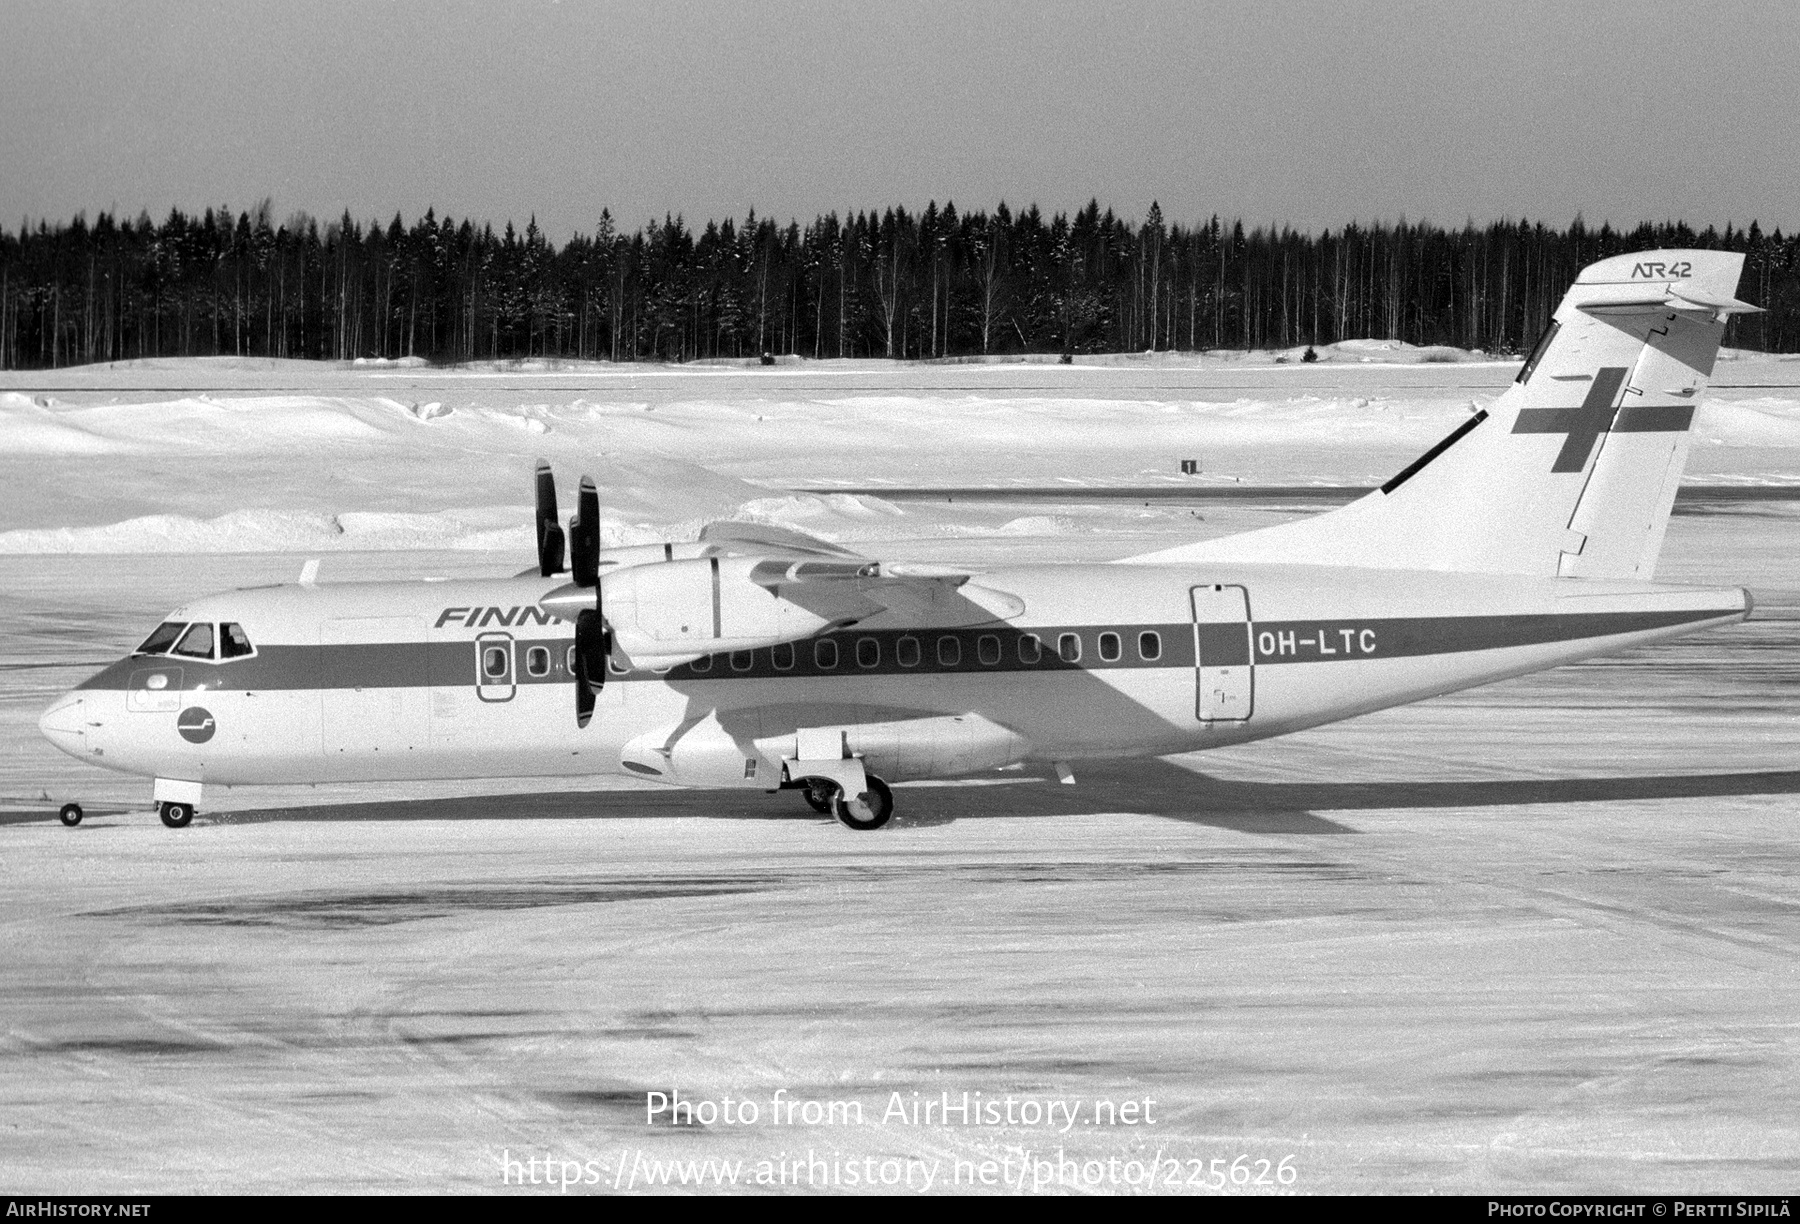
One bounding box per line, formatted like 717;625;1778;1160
58;803;83;827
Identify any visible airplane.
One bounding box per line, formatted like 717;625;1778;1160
38;250;1761;832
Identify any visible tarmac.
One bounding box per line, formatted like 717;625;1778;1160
1;506;1796;1193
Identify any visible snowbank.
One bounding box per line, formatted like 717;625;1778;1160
4;356;1798;555
1694;399;1800;446
0;508;531;554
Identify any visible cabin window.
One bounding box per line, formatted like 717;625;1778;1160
1138;631;1162;661
896;636;921;667
219;622;255;659
565;645;578;674
814;639;839;669
937;636;961;666
1058;633;1082;663
689;653;713;673
1098;632;1122;662
172;622;216;660
856;638;880;668
525;646;550;677
608;656;629;675
731;650;755;672
1516;320;1560;385
772;642;795;671
1018;634;1042;664
483;646;509;678
978;634;1002;665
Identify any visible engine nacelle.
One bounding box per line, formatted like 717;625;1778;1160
603;556;850;667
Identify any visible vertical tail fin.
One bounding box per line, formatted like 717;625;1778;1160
1132;250;1759;579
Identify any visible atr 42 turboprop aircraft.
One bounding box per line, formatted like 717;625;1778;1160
39;251;1760;830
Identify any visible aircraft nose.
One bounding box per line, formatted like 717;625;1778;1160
38;693;88;758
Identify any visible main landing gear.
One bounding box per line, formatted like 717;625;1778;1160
59;803;83;827
801;776;894;830
153;779;201;829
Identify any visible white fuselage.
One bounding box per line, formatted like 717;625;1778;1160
38;561;1749;795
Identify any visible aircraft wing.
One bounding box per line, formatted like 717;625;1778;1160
697;520;865;559
696;521;1021;627
544;534;1022;666
740;555;1020;629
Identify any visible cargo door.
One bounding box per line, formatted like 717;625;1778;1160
320;617;430;757
1190;584;1253;722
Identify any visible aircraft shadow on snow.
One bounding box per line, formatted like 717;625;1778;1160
27;760;1787;836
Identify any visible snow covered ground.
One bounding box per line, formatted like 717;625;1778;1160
3;355;1799;1194
4;349;1799;555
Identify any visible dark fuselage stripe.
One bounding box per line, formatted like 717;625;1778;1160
79;608;1735;694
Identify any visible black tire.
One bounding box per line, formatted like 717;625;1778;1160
803;783;836;814
833;775;893;831
159;801;194;829
59;803;83;827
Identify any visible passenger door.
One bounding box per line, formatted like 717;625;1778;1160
1190;584;1253;722
475;631;517;702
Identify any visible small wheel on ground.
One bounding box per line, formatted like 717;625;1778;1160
803;782;837;814
159;801;194;829
833;775;894;831
59;802;83;827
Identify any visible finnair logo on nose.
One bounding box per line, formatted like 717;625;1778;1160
178;706;216;744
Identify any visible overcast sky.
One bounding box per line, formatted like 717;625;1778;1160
6;0;1797;239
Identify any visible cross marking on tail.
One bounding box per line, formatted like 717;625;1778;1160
1510;366;1631;473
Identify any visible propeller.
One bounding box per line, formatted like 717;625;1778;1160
565;473;610;727
534;460;565;577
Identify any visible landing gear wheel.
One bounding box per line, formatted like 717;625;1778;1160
158;801;194;829
833;775;893;831
59;803;83;827
803;783;836;814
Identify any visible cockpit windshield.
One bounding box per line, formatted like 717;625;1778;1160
171;623;216;659
134;622;187;655
132;620;255;660
221;622;254;659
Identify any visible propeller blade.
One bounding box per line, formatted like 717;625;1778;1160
575;666;596;728
534;460;565;577
569;475;600;588
574;608;605;727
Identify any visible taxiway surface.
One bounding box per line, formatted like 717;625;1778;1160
2;507;1797;1194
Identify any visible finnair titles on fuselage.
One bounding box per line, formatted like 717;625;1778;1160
39;251;1760;830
